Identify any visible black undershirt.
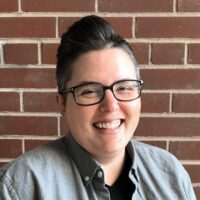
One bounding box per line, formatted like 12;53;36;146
105;152;135;200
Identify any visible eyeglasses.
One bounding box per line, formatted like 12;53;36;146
62;79;144;106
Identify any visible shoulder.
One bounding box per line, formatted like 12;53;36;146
133;140;176;161
0;137;70;181
0;137;82;199
131;140;188;179
129;140;196;199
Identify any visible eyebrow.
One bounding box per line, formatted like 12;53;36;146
76;81;102;86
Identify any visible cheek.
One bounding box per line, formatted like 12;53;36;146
125;100;141;122
128;99;141;113
65;104;95;128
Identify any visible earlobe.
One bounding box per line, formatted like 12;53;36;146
56;93;66;115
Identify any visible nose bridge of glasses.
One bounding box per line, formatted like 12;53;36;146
102;85;118;101
103;84;114;94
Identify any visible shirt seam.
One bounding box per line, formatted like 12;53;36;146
2;175;19;200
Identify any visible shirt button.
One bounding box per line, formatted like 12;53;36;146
85;176;90;182
97;171;103;178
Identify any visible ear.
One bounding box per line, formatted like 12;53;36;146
56;93;66;115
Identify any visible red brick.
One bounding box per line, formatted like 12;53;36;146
25;139;51;152
106;17;133;38
194;187;200;200
99;0;173;12
130;43;149;64
173;93;200;113
0;92;20;111
4;44;38;64
22;0;95;12
0;140;22;158
0;0;18;12
0;116;57;136
188;44;200;64
141;93;169;113
41;43;59;64
0;17;55;38
136;17;200;38
0;68;56;88
23;92;59;112
135;117;200;137
169;141;200;160
59;17;133;38
184;165;200;183
139;140;167;149
177;0;200;12
151;43;184;64
141;69;200;89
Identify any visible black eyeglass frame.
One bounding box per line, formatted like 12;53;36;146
62;79;144;106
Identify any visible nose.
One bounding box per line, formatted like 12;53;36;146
99;90;119;112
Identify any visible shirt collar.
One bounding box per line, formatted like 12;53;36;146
65;133;139;185
126;140;139;183
65;133;100;186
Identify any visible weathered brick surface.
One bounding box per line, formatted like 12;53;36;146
22;0;95;12
0;92;20;111
169;141;200;160
0;68;56;88
4;44;38;64
177;0;200;12
0;18;55;38
41;43;59;64
138;140;167;150
141;69;200;89
25;140;51;152
184;165;200;183
173;93;200;113
136;17;200;38
130;43;149;64
188;44;200;64
141;93;169;113
136;117;200;137
23;92;58;112
99;0;173;12
0;116;57;136
0;0;18;12
0;140;22;158
151;43;184;64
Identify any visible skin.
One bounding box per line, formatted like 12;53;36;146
58;47;141;184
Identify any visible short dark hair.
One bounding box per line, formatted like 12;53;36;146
56;15;140;95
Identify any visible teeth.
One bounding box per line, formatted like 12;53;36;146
94;120;121;129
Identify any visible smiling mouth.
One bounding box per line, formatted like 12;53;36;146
93;120;123;129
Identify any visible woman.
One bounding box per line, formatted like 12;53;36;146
0;15;196;200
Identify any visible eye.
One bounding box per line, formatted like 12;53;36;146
116;85;134;93
75;84;102;98
80;89;98;97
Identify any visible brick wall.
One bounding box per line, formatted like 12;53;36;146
0;0;200;197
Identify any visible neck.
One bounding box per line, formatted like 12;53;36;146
96;149;126;186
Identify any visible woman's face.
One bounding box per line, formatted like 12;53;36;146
62;48;141;160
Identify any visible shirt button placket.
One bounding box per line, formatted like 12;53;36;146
97;171;103;178
85;176;90;182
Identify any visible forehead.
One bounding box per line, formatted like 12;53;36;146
69;48;137;85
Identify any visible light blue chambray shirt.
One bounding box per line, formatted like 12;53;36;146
0;134;196;200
